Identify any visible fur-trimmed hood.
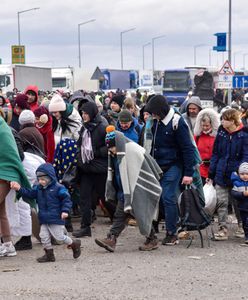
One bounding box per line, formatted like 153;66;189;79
194;108;220;137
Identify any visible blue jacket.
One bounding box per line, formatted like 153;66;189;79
19;163;72;225
116;117;143;144
151;114;195;177
209;126;248;187
231;172;248;212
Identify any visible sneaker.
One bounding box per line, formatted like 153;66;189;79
0;242;17;257
127;218;137;226
214;227;228;241
235;225;245;238
162;234;179;246
139;237;158;251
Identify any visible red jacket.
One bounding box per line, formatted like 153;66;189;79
195;133;215;178
36;117;55;163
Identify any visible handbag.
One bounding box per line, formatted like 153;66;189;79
61;164;79;188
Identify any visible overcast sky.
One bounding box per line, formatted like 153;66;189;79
1;0;247;71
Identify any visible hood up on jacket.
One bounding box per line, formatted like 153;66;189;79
36;163;57;183
194;108;220;137
186;96;202;114
24;85;39;102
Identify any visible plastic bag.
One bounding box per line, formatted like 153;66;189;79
203;183;217;216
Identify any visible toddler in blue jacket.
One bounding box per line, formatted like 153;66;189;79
231;162;248;245
11;163;81;262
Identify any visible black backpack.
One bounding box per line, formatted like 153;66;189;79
179;185;211;247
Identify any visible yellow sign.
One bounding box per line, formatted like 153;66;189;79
12;45;25;64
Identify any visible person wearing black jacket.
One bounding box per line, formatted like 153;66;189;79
72;102;108;238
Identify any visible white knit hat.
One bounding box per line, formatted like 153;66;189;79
48;94;66;112
19;109;35;125
239;163;248;174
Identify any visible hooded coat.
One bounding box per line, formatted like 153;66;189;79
19;163;72;225
209;125;248;186
24;85;39;112
194;108;220;178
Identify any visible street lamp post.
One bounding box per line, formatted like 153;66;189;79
193;44;205;65
243;53;248;70
120;28;135;70
17;7;40;45
227;0;232;105
151;35;166;84
142;42;151;70
78;19;96;68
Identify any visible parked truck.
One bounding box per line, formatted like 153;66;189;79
99;69;138;90
0;64;52;94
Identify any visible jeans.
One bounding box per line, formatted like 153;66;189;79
160;165;182;235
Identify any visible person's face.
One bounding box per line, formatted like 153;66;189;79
15;106;22;115
52;111;62;120
239;173;248;181
38;177;48;187
26;91;36;103
119;121;132;130
201;121;212;132
82;111;90;123
128;107;135;114
109;146;117;155
221;118;235;130
152;113;161;120
35;117;44;127
110;101;120;112
188;104;200;118
0;99;3;106
143;112;151;123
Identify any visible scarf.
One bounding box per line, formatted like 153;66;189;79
81;128;94;163
143;116;154;153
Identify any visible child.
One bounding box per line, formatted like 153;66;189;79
11;163;81;262
231;162;248;245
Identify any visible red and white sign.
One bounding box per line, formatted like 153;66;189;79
218;60;234;75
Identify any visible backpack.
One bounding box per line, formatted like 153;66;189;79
179;185;211;232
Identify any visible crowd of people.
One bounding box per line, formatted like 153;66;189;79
1;84;248;263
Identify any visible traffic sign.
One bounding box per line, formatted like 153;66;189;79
218;60;234;75
12;45;25;64
217;74;233;89
232;76;248;89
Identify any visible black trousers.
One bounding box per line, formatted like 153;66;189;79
79;173;107;227
240;210;248;239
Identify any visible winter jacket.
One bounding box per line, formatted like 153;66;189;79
182;96;202;133
19;124;45;157
36;117;55;163
209;125;248;186
195;134;215;178
231;172;248;212
116;117;143;144
53;105;82;146
77;114;108;173
19;163;72;225
151;108;196;177
24;85;39;112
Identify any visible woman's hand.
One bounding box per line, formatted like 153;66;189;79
10;181;21;191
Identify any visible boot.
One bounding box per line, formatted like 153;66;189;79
139;237;159;251
72;226;91;238
95;234;116;252
214;226;228;241
68;239;81;259
14;236;32;251
37;249;55;263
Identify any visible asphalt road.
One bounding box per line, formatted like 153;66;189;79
0;215;248;300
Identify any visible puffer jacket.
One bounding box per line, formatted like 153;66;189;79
209;125;248;186
231;172;248;212
19;163;72;225
77;114;108;174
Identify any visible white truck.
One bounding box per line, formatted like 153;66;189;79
52;67;99;92
0;64;52;94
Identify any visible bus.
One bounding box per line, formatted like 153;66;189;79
162;66;218;106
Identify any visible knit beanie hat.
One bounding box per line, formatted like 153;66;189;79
145;95;170;119
19;109;35;125
15;94;29;109
118;109;133;123
110;94;125;109
34;106;49;124
80;101;98;120
105;125;116;148
48;94;66;112
239;162;248;174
